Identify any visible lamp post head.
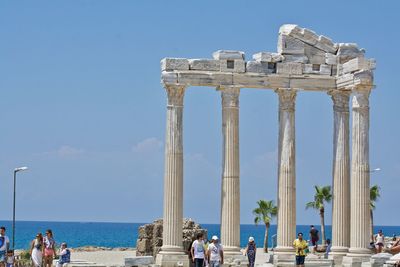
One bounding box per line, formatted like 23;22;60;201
14;166;28;172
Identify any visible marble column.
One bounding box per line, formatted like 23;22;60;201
157;85;189;267
329;91;351;263
343;87;372;266
220;86;241;255
274;89;297;258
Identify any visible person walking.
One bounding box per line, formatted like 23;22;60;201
30;233;43;267
309;225;319;253
244;237;256;267
43;230;56;267
207;236;223;267
293;233;308;267
191;233;206;267
375;230;385;253
0;227;10;267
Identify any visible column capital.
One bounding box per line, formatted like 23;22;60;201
328;90;351;113
275;88;297;111
220;86;240;108
165;85;186;106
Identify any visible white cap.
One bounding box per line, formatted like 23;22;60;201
249;236;254;242
212;235;219;240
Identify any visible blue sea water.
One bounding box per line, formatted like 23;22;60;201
0;221;399;250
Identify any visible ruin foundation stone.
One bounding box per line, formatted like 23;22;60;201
136;218;208;257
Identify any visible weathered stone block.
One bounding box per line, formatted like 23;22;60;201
320;64;332;75
315;35;337;53
252;52;283;62
246;61;275;74
278;35;305;54
212;50;245;60
177;72;233;86
219;59;245;73
283;54;308;63
303;64;331;75
342;57;375;74
136;239;150;252
326;53;338;65
125;256;154;267
153;223;163;238
161;72;178;84
276;62;303;75
161;58;189;71
189;59;220;71
337;43;365;63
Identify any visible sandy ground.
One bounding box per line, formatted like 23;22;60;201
70;248;272;266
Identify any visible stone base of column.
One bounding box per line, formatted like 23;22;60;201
155;252;189;267
342;250;371;267
329;246;349;265
273;247;296;267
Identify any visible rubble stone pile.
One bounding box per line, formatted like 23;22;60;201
135;218;207;257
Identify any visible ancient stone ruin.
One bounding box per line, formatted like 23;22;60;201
136;218;207;257
157;24;376;267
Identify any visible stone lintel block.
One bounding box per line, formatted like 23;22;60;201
283;54;309;63
326;53;338;65
342;57;375;74
177;71;233;86
336;73;354;88
189;59;220;71
290;76;336;91
232;73;289;88
212;50;245;60
219;59;245;73
252;52;284;62
276;62;303;75
246;61;276;74
162;72;178;84
161;58;189;71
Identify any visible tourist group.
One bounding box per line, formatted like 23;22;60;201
0;226;71;267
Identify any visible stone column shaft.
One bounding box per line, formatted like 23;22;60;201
347;88;372;257
220;86;241;254
160;85;185;254
330;91;351;256
275;89;296;253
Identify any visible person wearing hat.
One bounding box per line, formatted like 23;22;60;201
56;243;70;267
207;236;223;267
244;237;256;267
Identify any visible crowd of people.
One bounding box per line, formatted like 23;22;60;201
0;226;71;267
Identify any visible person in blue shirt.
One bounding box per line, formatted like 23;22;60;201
56;243;70;267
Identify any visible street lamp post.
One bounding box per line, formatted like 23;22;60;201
13;166;28;250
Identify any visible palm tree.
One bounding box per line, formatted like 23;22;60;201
253;200;277;253
305;185;332;246
370;185;381;242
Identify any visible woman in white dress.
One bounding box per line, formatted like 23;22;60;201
30;233;43;267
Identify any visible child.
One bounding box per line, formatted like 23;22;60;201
6;250;14;267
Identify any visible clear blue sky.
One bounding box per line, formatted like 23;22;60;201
0;0;399;226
